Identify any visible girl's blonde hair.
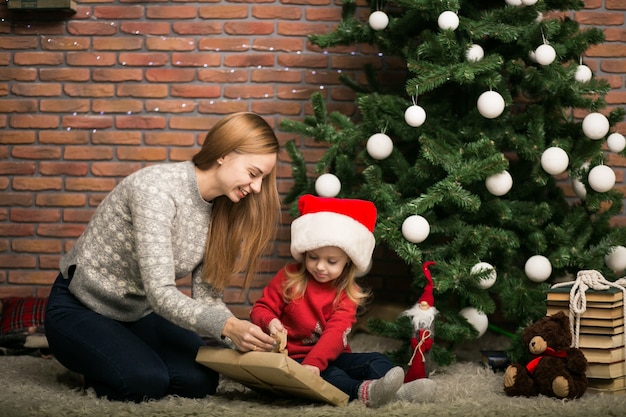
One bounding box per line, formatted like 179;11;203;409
192;112;280;291
282;257;371;308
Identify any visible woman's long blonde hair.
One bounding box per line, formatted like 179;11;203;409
192;112;280;291
282;259;371;308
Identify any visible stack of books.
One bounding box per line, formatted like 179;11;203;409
546;285;625;395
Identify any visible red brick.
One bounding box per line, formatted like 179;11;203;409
64;146;114;161
10;208;61;223
0;255;36;269
39;131;89;145
11;83;62;97
8;270;58;285
117;147;167;161
92;99;143;114
0;99;38;113
92;131;142;145
145;132;195;146
146;6;198;19
0;68;37;81
0;162;36;175
63;84;115;97
39;68;91;82
90;162;141;177
170;85;221;98
66;52;117;66
93;37;144;51
198;38;251;52
252;5;302;19
13;52;64;66
145;68;195;82
10;115;59;129
13;177;62;191
118;52;169;66
62;115;114;130
93;5;144;19
67;21;119;36
145;100;197;113
198;5;249;19
40;37;90;51
117;84;168;98
40;99;90;113
12;239;63;254
172;22;222;36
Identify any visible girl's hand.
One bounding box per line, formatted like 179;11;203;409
268;318;285;336
222;317;276;352
302;364;320;376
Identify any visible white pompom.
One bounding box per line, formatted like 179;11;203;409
401;215;430;243
466;44;484;62
574;65;592;83
607;132;626;153
366;133;394;160
485;171;513;196
459;307;489;338
521;0;538;5
540;147;569;175
368;11;389;31
477;91;505;119
572;178;587;200
505;0;523;5
471;262;497;290
605;246;626;273
315;173;341;197
588;165;616;193
535;44;556;66
582;112;610;140
438;11;459;31
524;255;552;282
404;105;426;127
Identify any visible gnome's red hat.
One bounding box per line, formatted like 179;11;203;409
418;261;436;306
290;194;377;273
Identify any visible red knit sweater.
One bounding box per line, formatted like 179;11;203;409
250;265;357;372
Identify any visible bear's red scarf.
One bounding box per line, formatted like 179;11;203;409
525;347;567;374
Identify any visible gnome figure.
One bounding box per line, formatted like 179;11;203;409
402;261;438;382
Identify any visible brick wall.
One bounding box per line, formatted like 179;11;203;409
1;0;625;318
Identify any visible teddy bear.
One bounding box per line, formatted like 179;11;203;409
503;311;588;399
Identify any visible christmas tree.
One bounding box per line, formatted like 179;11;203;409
280;0;626;365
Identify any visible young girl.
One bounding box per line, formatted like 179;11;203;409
45;112;279;402
250;194;435;407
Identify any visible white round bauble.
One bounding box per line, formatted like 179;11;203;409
485;171;513;196
540;147;569;175
459;307;489;338
588;165;616;193
366;133;394;160
477;91;505;119
535;44;556;66
575;65;592;83
438;11;459;31
368;11;389;31
505;0;523;5
471;262;497;290
572;178;587;200
314;173;341;197
401;215;430;244
522;0;538;5
404;105;426;127
607;132;626;153
582;112;610;140
466;44;484;62
605;246;626;272
524;255;552;283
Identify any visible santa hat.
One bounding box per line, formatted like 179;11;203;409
418;261;436;306
290;194;377;273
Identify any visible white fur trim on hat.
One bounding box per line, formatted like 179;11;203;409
290;211;375;273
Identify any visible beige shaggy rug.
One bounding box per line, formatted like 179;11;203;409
1;333;626;417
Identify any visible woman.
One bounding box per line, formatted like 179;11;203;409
45;112;280;402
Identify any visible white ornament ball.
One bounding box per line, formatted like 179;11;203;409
572;178;587;200
605;246;626;272
477;91;505;119
459;307;489;338
366;133;394;160
525;255;552;283
540;147;569;175
466;44;484;62
404;105;426;127
368;11;389;31
535;44;556;66
582;112;610;140
471;262;497;290
575;65;592;83
522;0;538;5
505;0;523;5
486;171;513;196
438;11;459;31
588;165;616;193
315;173;341;197
607;132;626;153
401;215;430;244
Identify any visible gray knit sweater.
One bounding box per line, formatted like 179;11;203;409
60;161;235;342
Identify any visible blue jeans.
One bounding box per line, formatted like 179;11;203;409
300;352;395;401
44;270;219;402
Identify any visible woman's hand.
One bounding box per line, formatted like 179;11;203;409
222;317;276;352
